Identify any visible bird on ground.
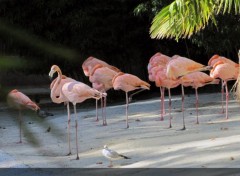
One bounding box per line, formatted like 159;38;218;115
210;60;239;119
61;81;107;160
112;72;150;128
155;68;180;128
89;64;120;125
7;89;40;143
49;65;76;156
166;55;212;130
82;56;120;122
148;52;171;120
102;145;130;167
181;72;220;124
208;55;238;114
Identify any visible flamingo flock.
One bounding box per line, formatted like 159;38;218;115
6;52;240;160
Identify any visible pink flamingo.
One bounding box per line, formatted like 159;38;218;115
49;65;76;156
61;81;107;159
155;68;180;128
210;60;239;119
148;52;171;120
89;64;120;125
208;55;238;113
166;55;212;130
112;72;150;128
181;72;220;124
82;56;120;76
7;89;40;143
82;56;120;121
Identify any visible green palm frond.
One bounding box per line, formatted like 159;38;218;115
150;0;240;40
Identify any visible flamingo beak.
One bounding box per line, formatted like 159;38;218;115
49;69;55;80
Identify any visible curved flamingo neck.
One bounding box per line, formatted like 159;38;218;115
50;69;64;103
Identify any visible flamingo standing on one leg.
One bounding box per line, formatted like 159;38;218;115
7;89;40;143
89;64;120;126
49;65;76;156
210;61;239;119
112;72;150;128
61;81;107;159
181;72;220;124
166;55;212;130
82;56;120;122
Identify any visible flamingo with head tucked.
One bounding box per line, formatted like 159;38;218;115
155;68;180;128
7;89;40;143
181;72;220;124
112;72;150;128
89;64;120;125
82;56;120;122
208;55;238;114
148;52;171;120
210;61;238;119
166;55;212;130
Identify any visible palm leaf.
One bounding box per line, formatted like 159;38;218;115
150;0;240;40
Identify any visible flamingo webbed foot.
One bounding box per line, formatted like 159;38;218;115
180;126;186;131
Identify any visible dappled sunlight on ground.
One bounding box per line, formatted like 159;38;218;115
0;92;240;168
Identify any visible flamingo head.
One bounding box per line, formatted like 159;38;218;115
49;65;60;78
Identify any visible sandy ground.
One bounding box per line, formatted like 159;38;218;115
1;92;240;171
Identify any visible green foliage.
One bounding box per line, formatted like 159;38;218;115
149;0;240;40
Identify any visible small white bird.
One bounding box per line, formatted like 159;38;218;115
102;145;130;167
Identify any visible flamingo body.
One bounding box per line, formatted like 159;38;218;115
112;72;150;128
167;56;211;80
7;89;40;143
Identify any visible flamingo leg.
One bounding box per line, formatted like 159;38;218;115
221;80;225;114
162;87;166;115
73;104;79;160
159;87;162;120
101;97;104;126
160;87;165;121
66;102;71;156
18;110;22;143
95;99;99;122
181;84;186;130
168;88;172;128
225;81;229;119
195;88;199;124
103;95;107;126
128;89;145;102
125;92;129;128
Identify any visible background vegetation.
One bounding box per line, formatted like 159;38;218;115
0;0;239;97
